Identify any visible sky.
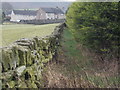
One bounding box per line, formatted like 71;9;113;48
2;0;119;2
2;0;76;2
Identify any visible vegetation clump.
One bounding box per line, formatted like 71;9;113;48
66;2;119;59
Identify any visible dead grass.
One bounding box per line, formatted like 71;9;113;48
41;28;119;88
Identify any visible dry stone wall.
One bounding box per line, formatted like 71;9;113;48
11;19;65;25
0;23;65;88
23;19;65;25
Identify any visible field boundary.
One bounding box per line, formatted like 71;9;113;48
0;23;65;88
7;19;65;25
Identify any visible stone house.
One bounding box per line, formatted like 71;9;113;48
6;7;65;22
36;7;65;20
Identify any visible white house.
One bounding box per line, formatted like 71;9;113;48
9;10;37;22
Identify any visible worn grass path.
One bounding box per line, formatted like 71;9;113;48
42;28;119;88
1;23;59;47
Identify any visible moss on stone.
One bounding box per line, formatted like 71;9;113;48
17;81;27;88
16;65;26;76
2;49;12;71
24;67;35;81
26;80;37;88
1;23;64;88
12;45;20;68
8;81;15;88
17;47;26;66
25;50;32;66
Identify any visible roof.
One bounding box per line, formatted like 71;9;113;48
5;11;12;15
13;10;37;16
41;8;64;14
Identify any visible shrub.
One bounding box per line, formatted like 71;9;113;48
66;2;119;57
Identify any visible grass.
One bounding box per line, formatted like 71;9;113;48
42;28;119;88
61;29;95;73
1;23;59;47
62;28;119;88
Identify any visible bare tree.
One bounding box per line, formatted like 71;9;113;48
2;2;13;12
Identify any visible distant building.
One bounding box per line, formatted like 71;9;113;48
10;10;37;22
5;7;65;22
37;7;65;20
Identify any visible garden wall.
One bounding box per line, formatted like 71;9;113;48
0;23;65;88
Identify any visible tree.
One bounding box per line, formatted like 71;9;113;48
2;2;13;12
2;12;6;24
0;11;5;24
66;2;119;58
0;11;2;24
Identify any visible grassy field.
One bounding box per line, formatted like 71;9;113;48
1;23;59;47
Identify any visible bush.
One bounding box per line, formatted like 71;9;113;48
66;2;119;57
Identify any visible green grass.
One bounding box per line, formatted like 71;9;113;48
61;29;86;73
1;23;59;47
60;28;119;88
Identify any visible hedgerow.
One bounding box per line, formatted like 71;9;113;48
66;2;119;58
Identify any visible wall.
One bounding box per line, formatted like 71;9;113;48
20;19;65;25
0;23;65;88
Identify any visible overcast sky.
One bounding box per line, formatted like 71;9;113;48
1;0;119;2
2;0;76;2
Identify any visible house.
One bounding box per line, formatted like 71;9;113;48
36;7;65;20
5;7;65;22
10;10;37;22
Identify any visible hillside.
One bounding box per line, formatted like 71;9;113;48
5;2;71;12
